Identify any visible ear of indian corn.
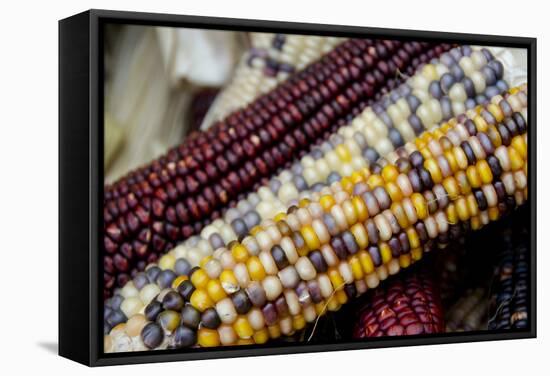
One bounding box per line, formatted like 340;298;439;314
103;39;452;298
104;85;528;352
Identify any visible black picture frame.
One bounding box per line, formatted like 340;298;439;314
59;8;537;367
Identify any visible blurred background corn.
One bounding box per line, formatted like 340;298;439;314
201;33;346;128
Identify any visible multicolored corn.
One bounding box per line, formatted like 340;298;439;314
104;85;528;352
103;38;452;297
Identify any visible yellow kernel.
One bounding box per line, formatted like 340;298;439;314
487;124;502;148
453;147;468;170
473;115;488;132
442;176;460;200
190;289;213;312
190;269;209;289
386;181;403;202
206;279;227;302
267;325;281;339
381;165;399;183
466;165;481;188
327;298;341;311
488;103;504;122
301;226;321;250
341;177;354;193
420;147;432;161
292;315;306;331
511;135;527;159
509;147;524;170
231;244;249;263
246;256;266;281
399;254;411;268
367;174;385;189
336;290;348;305
328;268;345;290
444;150;459;173
446;203;458;224
380;243;392;264
406;227;420;249
335;144;352;163
253;328;269;344
342;200;357;226
466;194;479;217
391;202;409;229
358;250;375;274
411;193;428;220
233;317;254;339
352;198;368;222
349;255;364;280
350;223;369;249
456;198;470;221
219;270;239;292
320;195;336;211
198;328;221;347
350;171;365;184
477;160;493;184
424;159;443;184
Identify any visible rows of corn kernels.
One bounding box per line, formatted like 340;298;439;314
102;34;529;353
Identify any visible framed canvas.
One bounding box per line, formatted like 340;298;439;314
59;9;536;366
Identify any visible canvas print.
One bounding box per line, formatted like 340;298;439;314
101;24;530;353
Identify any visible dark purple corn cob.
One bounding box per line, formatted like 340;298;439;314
102;39;452;298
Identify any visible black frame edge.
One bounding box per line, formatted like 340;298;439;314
59;10;93;366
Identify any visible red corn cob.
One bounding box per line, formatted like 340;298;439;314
103;39;452;298
353;269;444;338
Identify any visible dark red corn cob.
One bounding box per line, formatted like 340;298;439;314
353;270;444;338
103;39;452;298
